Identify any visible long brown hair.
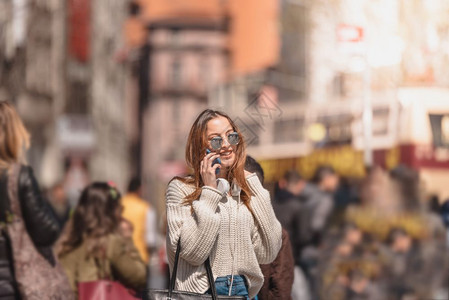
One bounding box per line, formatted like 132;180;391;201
59;182;123;258
176;109;253;209
0;101;30;170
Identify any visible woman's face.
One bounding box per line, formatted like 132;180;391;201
205;116;237;169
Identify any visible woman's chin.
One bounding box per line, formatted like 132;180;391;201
219;159;235;169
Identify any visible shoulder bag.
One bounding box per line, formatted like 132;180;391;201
5;164;74;300
143;240;246;300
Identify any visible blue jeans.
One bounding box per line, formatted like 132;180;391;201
205;275;258;300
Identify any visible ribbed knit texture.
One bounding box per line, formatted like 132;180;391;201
166;173;282;299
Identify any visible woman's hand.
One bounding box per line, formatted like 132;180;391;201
200;152;221;189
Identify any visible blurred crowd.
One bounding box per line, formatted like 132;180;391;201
11;152;449;299
3;101;449;299
270;164;449;300
20;152;449;299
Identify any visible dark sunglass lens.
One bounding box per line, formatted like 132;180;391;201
228;132;239;145
210;137;222;150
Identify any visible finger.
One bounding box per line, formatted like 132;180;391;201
202;154;211;167
201;161;208;174
204;151;216;160
207;154;220;162
212;164;221;172
206;155;220;168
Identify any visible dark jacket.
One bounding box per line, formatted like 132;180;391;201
0;165;60;299
299;183;334;248
258;229;294;300
272;189;303;265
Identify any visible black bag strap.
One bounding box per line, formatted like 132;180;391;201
169;239;218;300
204;257;218;298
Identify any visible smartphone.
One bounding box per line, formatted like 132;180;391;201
206;149;221;175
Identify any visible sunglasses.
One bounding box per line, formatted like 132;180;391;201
209;132;240;150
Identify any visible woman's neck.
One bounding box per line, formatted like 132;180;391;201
217;167;229;179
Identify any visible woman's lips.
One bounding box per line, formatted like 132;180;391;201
220;151;233;159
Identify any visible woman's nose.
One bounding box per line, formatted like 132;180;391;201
222;136;231;147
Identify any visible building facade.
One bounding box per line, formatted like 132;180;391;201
142;17;230;209
0;0;67;187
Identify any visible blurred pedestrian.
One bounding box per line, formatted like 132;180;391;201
424;195;446;240
272;169;311;300
63;157;89;208
441;199;449;247
273;170;305;265
245;156;294;300
389;165;420;211
345;269;385;300
299;166;339;247
47;181;71;229
58;182;147;296
122;177;158;263
165;109;282;299
0;101;72;299
380;227;419;298
305;165;339;241
299;165;339;298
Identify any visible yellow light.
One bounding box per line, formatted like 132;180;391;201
308;123;326;142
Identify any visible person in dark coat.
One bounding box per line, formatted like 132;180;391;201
0;101;60;299
299;166;339;298
258;229;294;300
46;182;71;229
272;170;305;266
299;166;338;249
245;156;295;300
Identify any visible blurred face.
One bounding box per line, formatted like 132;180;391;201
323;174;339;192
287;180;305;196
345;228;363;245
392;234;412;253
350;276;368;294
52;186;66;204
119;220;133;238
336;242;353;257
206;116;237;169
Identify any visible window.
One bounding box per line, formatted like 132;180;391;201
429;114;449;148
171;29;180;47
274;117;305;144
200;55;210;88
316;114;352;147
171;58;181;88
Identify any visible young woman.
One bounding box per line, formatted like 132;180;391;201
0;101;61;299
58;182;147;295
166;109;282;299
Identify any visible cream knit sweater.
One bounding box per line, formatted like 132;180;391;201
166;173;282;299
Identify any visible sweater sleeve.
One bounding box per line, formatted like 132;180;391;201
247;173;282;264
166;179;222;266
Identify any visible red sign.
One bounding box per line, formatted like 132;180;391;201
337;24;364;43
373;144;449;170
68;0;91;62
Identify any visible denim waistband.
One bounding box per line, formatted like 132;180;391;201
206;275;253;299
214;275;247;287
